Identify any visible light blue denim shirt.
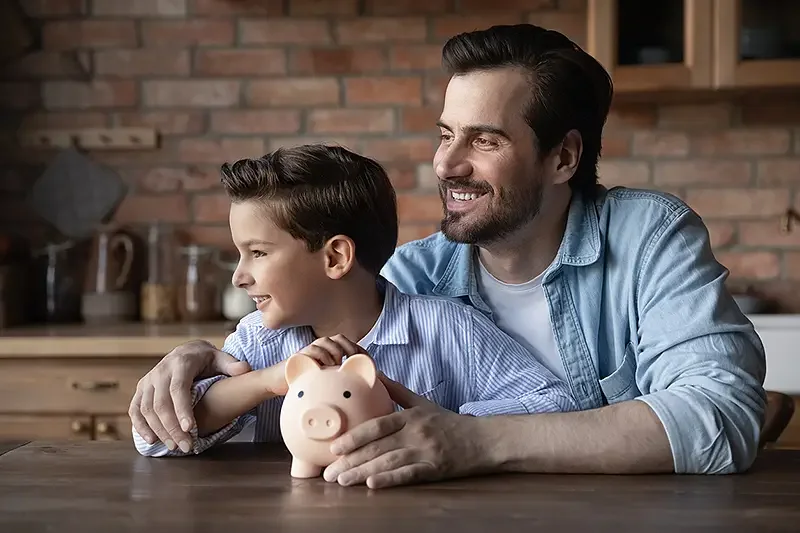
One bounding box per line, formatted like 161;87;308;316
380;185;767;475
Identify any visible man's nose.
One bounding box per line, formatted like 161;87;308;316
435;144;472;181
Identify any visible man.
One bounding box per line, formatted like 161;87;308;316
129;24;766;489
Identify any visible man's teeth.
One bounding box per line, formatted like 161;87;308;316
451;191;482;201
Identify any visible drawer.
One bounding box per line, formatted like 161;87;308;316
0;357;159;415
0;414;93;440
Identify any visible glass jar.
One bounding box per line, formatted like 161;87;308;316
140;223;176;323
177;244;220;322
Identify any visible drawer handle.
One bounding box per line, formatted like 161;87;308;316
71;380;119;391
71;420;90;434
96;421;115;435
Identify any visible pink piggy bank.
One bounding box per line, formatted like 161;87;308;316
279;352;395;479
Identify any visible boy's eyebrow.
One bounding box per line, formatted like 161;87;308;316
241;239;273;246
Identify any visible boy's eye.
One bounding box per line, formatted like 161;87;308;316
252;250;266;258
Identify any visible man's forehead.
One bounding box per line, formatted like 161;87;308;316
440;70;530;128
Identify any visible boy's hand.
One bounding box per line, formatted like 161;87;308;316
266;334;367;396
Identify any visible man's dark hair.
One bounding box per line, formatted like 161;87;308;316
441;23;613;196
220;144;398;277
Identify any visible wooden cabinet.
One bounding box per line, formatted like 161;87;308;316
588;0;800;94
0;322;229;442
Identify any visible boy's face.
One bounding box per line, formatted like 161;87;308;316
229;200;329;330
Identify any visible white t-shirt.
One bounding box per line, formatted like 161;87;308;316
475;255;566;381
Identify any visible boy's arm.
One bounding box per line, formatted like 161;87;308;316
458;309;578;416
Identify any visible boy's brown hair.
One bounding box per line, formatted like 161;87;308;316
220;144;399;276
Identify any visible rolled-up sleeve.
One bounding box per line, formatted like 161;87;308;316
634;209;766;474
458;308;578;416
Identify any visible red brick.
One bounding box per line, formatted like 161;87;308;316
114;194;190;224
658;104;733;129
385;165;418;190
715;251;780;280
527;11;586;47
601;132;631;157
398;224;439;245
144;80;240;107
336;18;427;44
95;50;190;77
684;189;790;218
598;161;650;187
135;166;222;193
401;107;439;133
42;21;136;50
4;51;89;79
740;98;800;126
416;164;438;189
116;111;205;135
247;78;340;107
290;47;386;75
632;132;689;157
210;110;302;134
240;19;331;43
268;136;360;152
178;138;266;164
142;20;235;46
692;129;791;156
192;0;284;14
0;82;40;109
346;77;422;106
424;75;449;105
739;221;800;248
368;0;451;14
757;158;800;186
195;49;286;76
193;194;231;223
310;110;393;134
433;14;525;39
362;138;435;162
787;254;800;281
460;0;552;11
289;0;358;15
181;225;234;250
92;0;187;16
391;45;444;71
42;81;136;109
705;221;736;248
606;104;658;129
23;0;86;16
654;161;752;186
397;194;443;223
20;112;108;130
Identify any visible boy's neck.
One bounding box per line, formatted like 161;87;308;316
311;274;384;348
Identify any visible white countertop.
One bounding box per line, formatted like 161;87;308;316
746;314;800;394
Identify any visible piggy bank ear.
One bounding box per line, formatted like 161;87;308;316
339;353;377;388
285;353;322;386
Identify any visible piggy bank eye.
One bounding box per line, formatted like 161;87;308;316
297;391;304;398
343;391;351;399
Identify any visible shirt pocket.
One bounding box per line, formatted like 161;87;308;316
598;342;641;404
417;380;451;410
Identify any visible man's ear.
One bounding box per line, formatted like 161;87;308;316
322;234;356;280
550;129;583;186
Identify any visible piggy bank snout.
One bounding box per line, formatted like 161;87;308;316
301;404;345;441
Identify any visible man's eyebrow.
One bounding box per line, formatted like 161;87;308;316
436;120;510;139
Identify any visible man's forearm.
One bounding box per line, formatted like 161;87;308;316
477;399;674;474
195;368;281;436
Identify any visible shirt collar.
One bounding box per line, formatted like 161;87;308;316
369;276;410;346
433;188;603;299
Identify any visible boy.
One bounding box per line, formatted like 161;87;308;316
133;144;576;457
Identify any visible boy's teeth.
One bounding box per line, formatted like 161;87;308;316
451;191;481;201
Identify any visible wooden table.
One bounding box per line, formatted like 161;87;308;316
1;441;799;532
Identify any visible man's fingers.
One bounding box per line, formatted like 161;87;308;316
140;385;174;450
378;373;435;410
330;412;406;457
153;383;191;451
334;448;416;487
169;376;196;434
311;338;346;364
366;463;435;490
128;387;156;444
209;349;251;376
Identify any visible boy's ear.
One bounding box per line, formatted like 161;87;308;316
322;234;355;280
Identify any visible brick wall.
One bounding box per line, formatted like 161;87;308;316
2;0;800;310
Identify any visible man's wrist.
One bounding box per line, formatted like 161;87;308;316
462;414;516;474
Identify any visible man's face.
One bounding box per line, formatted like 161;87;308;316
433;68;546;245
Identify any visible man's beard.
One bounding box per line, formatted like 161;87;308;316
438;177;543;246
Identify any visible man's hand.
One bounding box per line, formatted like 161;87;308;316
322;374;489;489
128;340;251;452
269;334;366;396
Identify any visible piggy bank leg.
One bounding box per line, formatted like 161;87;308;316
290;458;322;479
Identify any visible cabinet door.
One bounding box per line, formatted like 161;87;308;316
588;0;713;93
0;414;93;440
713;0;800;88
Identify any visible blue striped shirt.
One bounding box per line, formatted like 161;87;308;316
133;278;577;457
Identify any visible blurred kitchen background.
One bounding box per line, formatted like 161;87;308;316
0;0;798;446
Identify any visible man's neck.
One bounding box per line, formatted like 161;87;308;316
311;274;384;345
478;188;572;285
